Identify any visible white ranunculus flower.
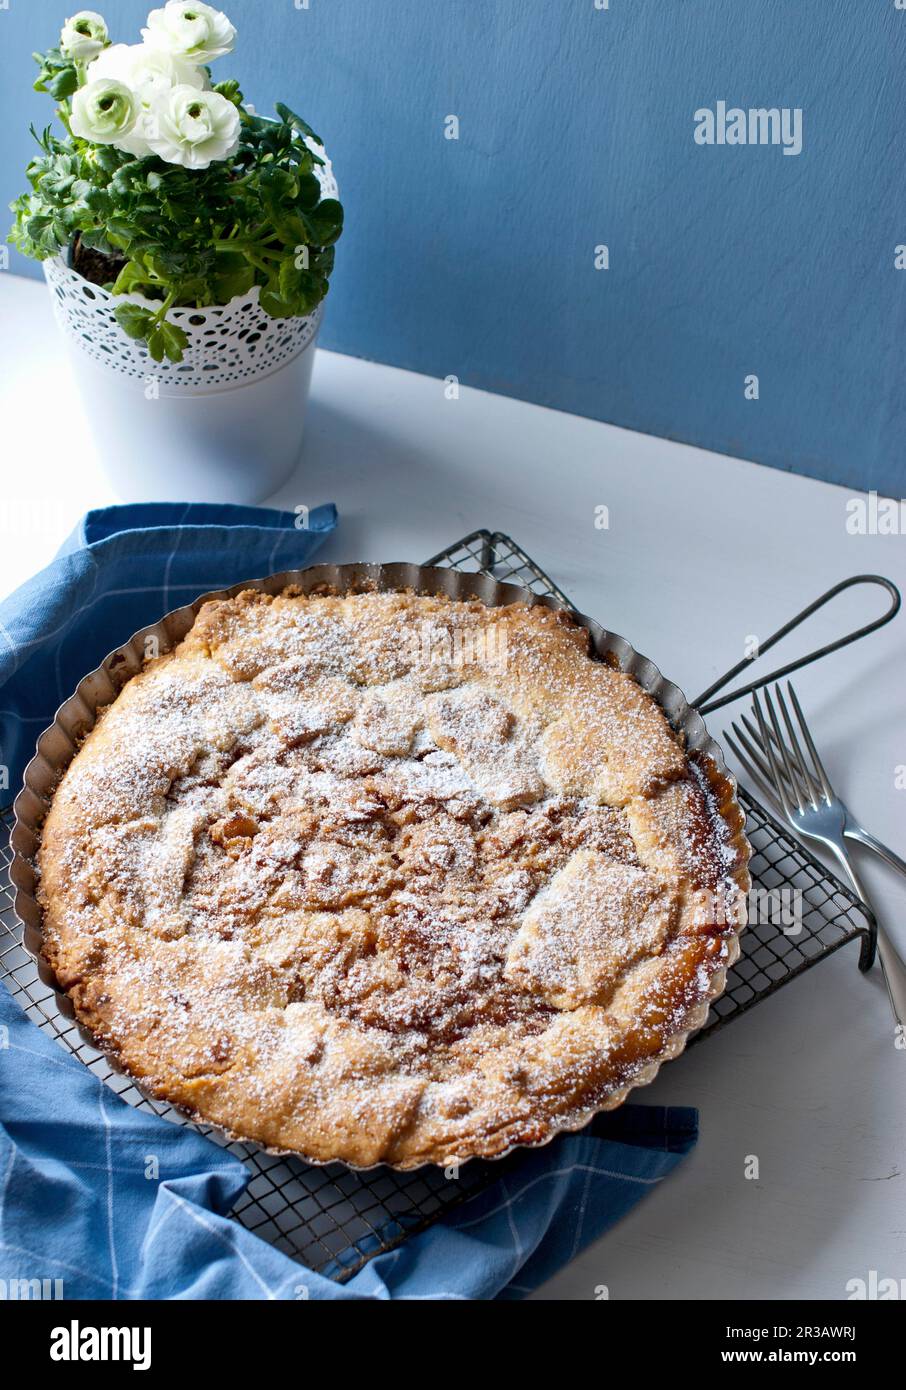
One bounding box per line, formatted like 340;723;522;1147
145;85;240;169
70;78;139;146
60;11;109;61
88;43;206;156
142;2;236;64
90;42;206;101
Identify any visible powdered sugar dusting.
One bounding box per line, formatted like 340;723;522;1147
37;589;744;1165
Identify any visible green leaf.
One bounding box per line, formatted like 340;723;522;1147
111;260;155;295
46;67;79;100
272;211;308;246
146;327;167;363
106;217;141;244
295;173;321;211
25;213;52;240
302;199;344;247
114;303;155;341
214;79;244;108
213;262;256;302
93;146;124;176
158;320;189;362
260;168;297;206
83;187;111;214
275;102;322;147
311;245;336;277
277;260;326;313
33;50;78;100
259;286;293;319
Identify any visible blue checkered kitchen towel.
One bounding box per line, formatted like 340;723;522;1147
0;503;699;1300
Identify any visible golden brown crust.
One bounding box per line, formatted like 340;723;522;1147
37;590;749;1168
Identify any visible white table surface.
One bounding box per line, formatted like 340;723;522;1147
1;271;904;1302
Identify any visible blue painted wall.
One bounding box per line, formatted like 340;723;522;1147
2;0;904;496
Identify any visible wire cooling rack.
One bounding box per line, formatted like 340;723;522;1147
0;528;880;1281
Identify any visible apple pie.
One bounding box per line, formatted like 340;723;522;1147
37;588;750;1167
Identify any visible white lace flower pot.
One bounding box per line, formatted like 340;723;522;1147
45;259;320;503
43;151;338;505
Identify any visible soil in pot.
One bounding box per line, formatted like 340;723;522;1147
71;234;127;289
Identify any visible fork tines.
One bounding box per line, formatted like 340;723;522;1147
724;681;834;816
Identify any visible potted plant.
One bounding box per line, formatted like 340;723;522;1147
9;5;344;503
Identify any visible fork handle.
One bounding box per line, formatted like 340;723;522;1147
876;933;906;1031
826;843;906;1028
826;841;874;907
845;825;906;882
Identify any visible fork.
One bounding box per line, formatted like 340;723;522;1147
728;699;906;881
724;682;906;1028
